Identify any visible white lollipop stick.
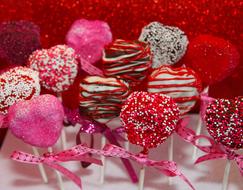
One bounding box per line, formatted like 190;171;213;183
32;147;48;183
61;129;67;150
124;134;130;151
222;160;231;190
192;86;209;160
138;166;146;190
99;136;106;184
168;136;174;185
48;147;65;190
57;93;68;150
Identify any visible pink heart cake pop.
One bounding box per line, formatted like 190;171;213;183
205;96;243;150
66;19;112;64
8;94;64;148
0;66;40;114
28;45;78;92
120;91;180;151
147;66;202;114
79;76;130;123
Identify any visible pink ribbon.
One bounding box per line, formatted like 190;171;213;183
12;143;195;190
176;118;243;176
79;57;104;76
64;108;138;183
11;145;103;189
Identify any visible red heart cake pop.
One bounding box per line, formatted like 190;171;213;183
28;45;78;92
147;66;202;114
102;39;152;86
185;35;240;85
0;67;40;114
79;76;130;123
120;91;180;151
8;94;64;148
205;97;243;150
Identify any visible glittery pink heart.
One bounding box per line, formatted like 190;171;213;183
66;19;112;64
205;96;243;150
8;94;64;148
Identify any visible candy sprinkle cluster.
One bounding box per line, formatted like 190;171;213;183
28;45;78;92
206;97;243;150
120;91;180;150
0;67;40;114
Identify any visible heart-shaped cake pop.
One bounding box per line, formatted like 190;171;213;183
139;22;188;68
102;39;152;85
185;35;240;85
120;91;180;150
0;67;40;114
28;45;78;93
147;66;202;114
205;97;243;149
8;94;64;148
79;76;130;123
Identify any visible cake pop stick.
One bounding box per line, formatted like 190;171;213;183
138;166;145;190
124;134;130;151
48;147;65;190
192;86;209;160
57;93;67;150
99;136;106;184
32;147;48;183
222;160;231;190
168;136;174;185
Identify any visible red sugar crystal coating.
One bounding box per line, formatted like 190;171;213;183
185;35;240;85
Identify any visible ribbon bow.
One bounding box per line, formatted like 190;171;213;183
64;108;138;183
11;145;102;190
176;118;243;176
12;143;195;190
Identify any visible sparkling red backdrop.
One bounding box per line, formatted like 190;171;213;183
0;0;242;97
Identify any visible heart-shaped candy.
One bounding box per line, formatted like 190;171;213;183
8;94;64;148
147;66;202;114
120;91;180;150
79;76;130;123
28;45;78;92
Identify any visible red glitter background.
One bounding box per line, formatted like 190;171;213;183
0;0;242;98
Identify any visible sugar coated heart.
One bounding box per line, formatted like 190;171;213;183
28;45;78;92
120;91;180;150
8;94;64;148
205;97;243;149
